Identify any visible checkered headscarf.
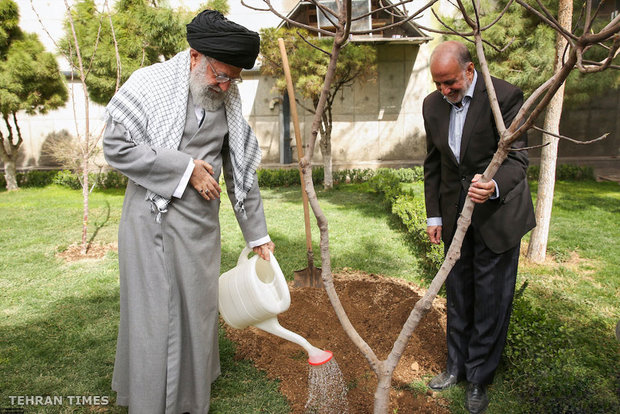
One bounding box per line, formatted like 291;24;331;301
105;49;261;221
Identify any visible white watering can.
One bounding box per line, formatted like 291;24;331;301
219;247;332;365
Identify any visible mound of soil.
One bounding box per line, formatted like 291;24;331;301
225;270;450;413
56;242;117;261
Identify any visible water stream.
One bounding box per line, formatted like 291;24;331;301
305;357;349;413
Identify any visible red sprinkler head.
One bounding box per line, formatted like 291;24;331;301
308;350;333;366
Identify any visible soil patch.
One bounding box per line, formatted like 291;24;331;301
57;242;117;262
225;270;450;413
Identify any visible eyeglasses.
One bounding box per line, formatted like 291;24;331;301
206;59;243;85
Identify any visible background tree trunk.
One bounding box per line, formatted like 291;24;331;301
320;135;333;189
3;159;18;191
527;0;573;263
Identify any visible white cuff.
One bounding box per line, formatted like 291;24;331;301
490;179;499;200
173;159;195;198
427;217;442;227
248;235;271;248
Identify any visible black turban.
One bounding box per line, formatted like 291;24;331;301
186;10;260;70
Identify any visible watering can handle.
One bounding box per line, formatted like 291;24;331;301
269;251;292;308
238;246;253;266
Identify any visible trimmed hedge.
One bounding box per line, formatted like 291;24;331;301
0;170;57;189
0;163;597;192
527;164;595;181
52;170;128;190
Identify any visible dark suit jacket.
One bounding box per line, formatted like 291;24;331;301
423;75;536;254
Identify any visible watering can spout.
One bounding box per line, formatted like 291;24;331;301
219;247;332;365
253;318;333;365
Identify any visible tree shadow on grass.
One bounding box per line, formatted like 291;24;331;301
255;185;440;286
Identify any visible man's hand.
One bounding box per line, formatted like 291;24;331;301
427;225;442;245
189;160;222;200
468;174;495;204
253;241;275;261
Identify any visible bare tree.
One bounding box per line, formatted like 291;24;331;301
31;0;121;254
526;0;571;263
248;1;619;412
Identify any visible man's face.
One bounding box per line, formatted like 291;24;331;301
189;52;242;111
430;57;474;104
190;50;242;93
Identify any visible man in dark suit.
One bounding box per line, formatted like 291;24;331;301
423;41;535;413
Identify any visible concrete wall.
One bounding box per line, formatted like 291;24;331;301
247;43;433;169
529;89;620;159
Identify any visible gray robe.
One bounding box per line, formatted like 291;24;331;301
103;97;268;414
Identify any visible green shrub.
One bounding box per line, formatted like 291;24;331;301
255;166;421;189
256;166;328;188
52;170;129;190
527;164;595;181
368;169;403;202
503;283;620;413
53;170;83;190
391;194;443;273
393;166;424;182
332;168;375;184
98;170;128;189
257;168;300;187
0;170;58;189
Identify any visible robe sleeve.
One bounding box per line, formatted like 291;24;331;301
221;138;269;245
103;120;193;199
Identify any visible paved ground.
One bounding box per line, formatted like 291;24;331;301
595;167;620;183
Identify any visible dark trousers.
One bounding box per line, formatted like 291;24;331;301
444;217;520;386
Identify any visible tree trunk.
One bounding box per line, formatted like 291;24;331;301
320;136;333;189
81;159;89;254
1;113;22;191
373;369;391;414
4;160;18;191
527;0;573;263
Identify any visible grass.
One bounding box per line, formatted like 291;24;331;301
1;180;619;413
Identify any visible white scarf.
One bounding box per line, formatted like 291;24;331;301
105;50;261;221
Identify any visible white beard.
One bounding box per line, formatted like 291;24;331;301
189;58;227;112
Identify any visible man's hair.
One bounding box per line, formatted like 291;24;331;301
431;41;473;70
454;44;473;69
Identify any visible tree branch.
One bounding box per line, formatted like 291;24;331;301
348;0;437;36
341;0;353;42
296;30;332;57
581;59;620;70
241;0;336;36
576;36;620;73
240;0;270;12
515;0;578;42
84;15;104;81
30;0;64;55
309;0;341;30
105;0;122;94
509;142;550;151
532;126;609;145
295;98;316;115
11;112;23;151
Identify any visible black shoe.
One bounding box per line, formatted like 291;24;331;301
428;371;461;391
466;383;488;414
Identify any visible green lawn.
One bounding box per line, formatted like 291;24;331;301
1;181;618;413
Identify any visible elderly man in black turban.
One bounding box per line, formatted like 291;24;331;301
103;10;274;414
